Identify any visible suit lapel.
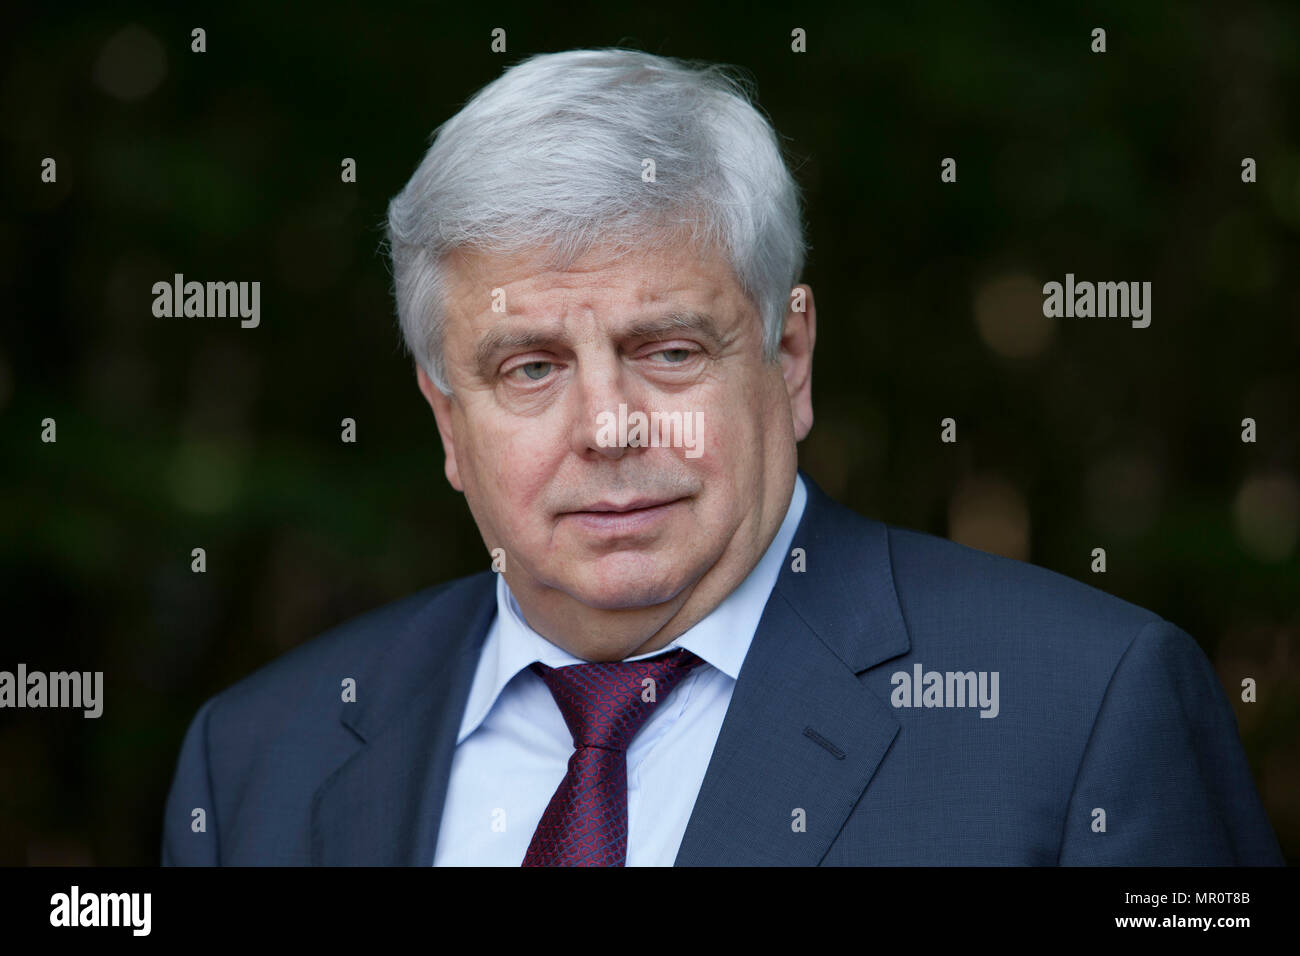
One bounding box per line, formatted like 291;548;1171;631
673;471;912;865
311;573;496;865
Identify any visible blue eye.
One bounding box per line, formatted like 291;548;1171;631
520;361;552;380
658;349;691;362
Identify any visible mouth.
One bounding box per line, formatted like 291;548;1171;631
560;496;689;535
569;496;685;514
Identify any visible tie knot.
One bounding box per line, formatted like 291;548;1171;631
529;647;704;751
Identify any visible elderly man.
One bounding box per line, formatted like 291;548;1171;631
162;48;1283;866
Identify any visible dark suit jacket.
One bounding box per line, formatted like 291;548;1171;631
161;469;1285;864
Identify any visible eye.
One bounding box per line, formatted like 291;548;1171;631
515;361;553;381
655;348;693;363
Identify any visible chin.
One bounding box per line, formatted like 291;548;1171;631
565;558;692;611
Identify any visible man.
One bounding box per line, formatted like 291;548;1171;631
162;48;1284;865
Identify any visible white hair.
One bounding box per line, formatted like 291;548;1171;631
384;47;807;395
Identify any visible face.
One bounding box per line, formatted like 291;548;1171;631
417;234;815;655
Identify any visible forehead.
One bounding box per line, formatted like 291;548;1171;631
439;239;745;320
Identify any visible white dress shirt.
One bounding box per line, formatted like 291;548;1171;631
432;472;808;866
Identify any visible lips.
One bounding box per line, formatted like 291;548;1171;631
570;496;682;514
560;495;688;536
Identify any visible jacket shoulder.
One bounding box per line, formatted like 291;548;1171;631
884;524;1165;657
203;574;486;733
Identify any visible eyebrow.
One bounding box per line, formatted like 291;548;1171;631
473;310;724;380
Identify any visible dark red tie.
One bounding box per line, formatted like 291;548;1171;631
522;647;705;866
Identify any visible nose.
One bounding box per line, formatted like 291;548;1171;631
567;349;644;461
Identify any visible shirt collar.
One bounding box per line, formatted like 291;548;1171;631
455;472;808;744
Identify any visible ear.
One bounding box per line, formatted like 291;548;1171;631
416;364;464;492
780;284;816;441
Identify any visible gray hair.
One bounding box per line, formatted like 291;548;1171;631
384;47;807;395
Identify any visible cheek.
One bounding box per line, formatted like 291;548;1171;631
688;385;776;507
470;416;564;524
692;384;763;464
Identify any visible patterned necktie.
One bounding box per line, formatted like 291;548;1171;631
522;646;705;866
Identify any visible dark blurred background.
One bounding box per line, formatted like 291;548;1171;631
1;0;1297;865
